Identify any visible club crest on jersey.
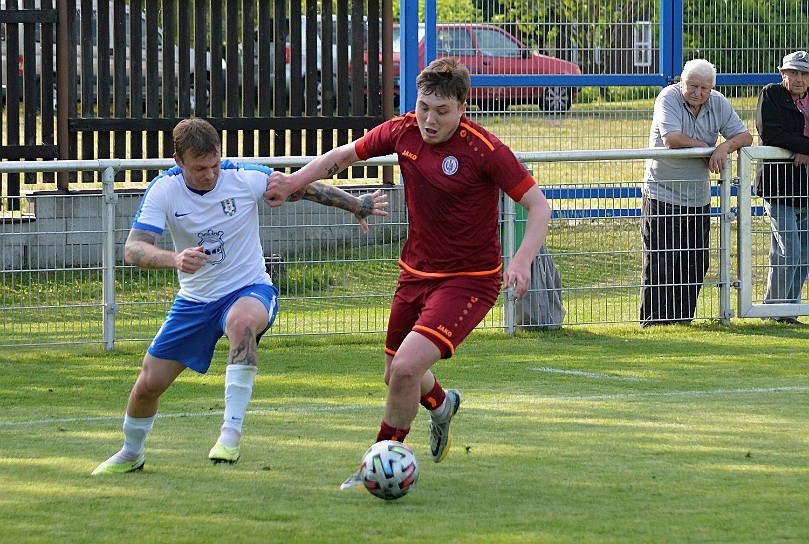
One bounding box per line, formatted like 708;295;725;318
198;229;225;265
221;198;236;216
442;156;459;176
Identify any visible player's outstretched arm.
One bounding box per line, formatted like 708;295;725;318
264;142;361;207
292;183;389;234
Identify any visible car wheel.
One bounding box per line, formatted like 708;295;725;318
189;72;212;111
542;86;572;112
303;76;324;112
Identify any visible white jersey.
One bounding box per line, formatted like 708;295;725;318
132;159;273;302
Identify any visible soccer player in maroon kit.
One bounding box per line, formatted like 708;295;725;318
265;57;551;489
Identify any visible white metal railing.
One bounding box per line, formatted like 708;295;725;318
735;146;809;320
0;146;779;349
1;155;399;350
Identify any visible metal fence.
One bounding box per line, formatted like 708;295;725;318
0;146;800;349
5;1;806;191
0;0;392;201
737;145;809;320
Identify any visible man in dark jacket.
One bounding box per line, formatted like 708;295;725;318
755;51;809;324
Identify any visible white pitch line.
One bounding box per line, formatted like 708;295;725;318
0;404;366;427
484;386;809;404
1;387;808;427
531;367;648;381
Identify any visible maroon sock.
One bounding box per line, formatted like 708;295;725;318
376;420;410;443
419;378;446;411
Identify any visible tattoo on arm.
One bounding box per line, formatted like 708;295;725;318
356;194;374;218
298;181;362;214
129;229;159;245
125;229;164;268
325;163;340;177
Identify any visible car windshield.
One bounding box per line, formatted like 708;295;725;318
70;9;163;49
471;27;522;58
320;16;375;49
437;27;474;56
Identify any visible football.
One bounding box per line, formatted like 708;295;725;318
359;440;419;500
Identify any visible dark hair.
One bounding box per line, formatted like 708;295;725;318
415;57;470;104
173;118;221;159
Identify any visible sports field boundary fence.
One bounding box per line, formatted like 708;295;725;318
0;146;800;349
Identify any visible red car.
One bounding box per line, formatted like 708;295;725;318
382;23;581;112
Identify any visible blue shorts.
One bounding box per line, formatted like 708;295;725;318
147;283;279;374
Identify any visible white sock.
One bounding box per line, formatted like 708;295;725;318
430;397;450;422
218;426;241;448
220;364;257;446
109;414;155;462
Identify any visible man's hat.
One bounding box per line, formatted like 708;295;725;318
779;51;809;72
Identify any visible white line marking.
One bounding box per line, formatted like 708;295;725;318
1;387;807;427
0;405;366;427
531;367;648;381
490;386;809;403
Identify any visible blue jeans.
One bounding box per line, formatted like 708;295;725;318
764;200;809;305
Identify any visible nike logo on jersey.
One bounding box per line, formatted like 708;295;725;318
174;212;192;217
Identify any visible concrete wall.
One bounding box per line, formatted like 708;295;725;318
0;185;406;270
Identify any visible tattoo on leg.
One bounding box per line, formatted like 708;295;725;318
228;327;258;366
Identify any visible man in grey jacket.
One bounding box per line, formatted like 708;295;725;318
640;59;752;327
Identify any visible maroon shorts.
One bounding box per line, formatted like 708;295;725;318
385;270;501;359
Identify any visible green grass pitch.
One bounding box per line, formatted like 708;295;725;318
1;324;808;543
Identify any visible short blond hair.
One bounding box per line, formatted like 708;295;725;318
173;118;221;159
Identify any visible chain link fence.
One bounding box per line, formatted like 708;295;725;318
3;147;784;349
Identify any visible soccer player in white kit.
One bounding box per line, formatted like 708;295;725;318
92;118;388;474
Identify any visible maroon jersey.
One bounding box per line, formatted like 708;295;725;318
356;112;535;276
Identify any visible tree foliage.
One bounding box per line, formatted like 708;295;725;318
682;0;809;74
392;0;482;23
472;0;649;69
456;0;808;75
